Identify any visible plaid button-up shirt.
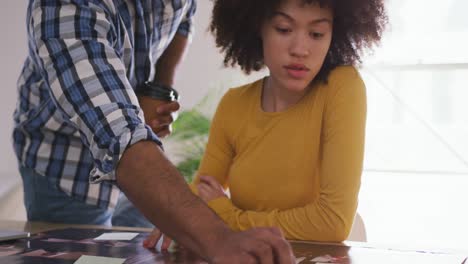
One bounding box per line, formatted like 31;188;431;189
13;0;196;209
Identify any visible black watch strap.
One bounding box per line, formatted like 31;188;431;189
136;81;179;101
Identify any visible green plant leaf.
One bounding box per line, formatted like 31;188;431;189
172;110;211;140
176;157;201;183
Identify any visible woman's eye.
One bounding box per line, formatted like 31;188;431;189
275;27;291;34
311;32;325;39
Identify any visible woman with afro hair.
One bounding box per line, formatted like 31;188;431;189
146;0;387;248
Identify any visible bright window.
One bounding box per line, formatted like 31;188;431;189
359;0;468;251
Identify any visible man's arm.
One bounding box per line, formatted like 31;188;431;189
154;33;189;86
141;1;195;137
153;0;196;86
116;140;227;258
117;141;295;263
139;34;188;138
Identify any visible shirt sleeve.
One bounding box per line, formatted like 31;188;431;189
30;1;161;183
205;69;367;242
176;0;197;37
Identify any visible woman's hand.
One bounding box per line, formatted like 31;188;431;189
197;175;227;203
142;227;173;252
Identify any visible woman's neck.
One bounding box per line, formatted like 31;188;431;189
261;76;310;112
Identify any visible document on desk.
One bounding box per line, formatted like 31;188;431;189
74;255;126;264
295;256;306;263
93;232;139;241
0;230;29;242
306;250;467;264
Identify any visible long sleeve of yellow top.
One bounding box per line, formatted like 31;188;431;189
191;66;367;242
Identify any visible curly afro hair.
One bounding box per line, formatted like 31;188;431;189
210;0;388;82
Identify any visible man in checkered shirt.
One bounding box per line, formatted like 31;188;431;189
13;0;294;262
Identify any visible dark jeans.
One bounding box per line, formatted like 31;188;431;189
19;166;153;228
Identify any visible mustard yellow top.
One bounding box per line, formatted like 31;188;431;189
192;66;366;242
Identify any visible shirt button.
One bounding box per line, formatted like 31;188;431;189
104;154;113;162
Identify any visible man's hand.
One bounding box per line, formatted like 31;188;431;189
197;175;227;202
143;226;295;263
209;227;295;264
118;142;295;263
153;101;179;138
138;97;180;138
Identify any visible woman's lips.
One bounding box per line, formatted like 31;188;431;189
284;64;309;79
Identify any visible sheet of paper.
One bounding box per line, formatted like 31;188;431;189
154;235;177;253
0;230;29;242
93;232;139;241
295;256;306;263
74;255;126;264
311;255;334;262
155;235;164;252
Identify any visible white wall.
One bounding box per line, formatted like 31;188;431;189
0;1;28;195
174;1;266;108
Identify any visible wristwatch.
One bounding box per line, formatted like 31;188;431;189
136;81;179;102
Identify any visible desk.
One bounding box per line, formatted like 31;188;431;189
0;220;466;263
